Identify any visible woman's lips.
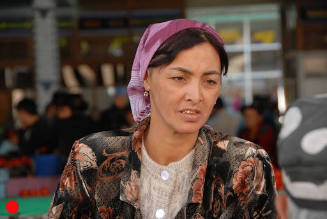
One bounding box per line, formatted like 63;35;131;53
179;109;201;122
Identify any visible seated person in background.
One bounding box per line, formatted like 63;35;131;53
207;97;241;136
52;92;95;163
44;101;57;129
16;98;53;156
99;90;131;131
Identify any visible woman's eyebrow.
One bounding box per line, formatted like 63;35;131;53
203;71;221;75
170;67;192;74
170;67;220;75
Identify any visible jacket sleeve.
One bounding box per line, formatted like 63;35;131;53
48;141;94;218
233;147;278;218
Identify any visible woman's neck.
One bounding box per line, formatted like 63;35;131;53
144;119;198;166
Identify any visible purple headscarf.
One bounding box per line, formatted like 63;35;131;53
127;19;224;123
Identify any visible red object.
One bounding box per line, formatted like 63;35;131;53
30;189;37;196
273;167;285;191
6;176;60;197
6;200;19;214
19;187;50;197
19;189;28;197
40;187;50;196
36;189;42;196
0;158;6;167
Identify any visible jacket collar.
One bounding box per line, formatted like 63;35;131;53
119;117;212;209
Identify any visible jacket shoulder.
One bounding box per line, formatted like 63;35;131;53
77;129;131;159
49;130;133;218
202;127;277;218
209;127;272;167
69;130;132;196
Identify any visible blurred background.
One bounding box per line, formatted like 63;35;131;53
0;0;326;217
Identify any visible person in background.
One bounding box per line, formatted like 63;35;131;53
52;92;95;163
16;98;53;155
278;94;327;219
238;102;286;218
231;90;242;112
99;88;131;131
44;101;57;129
207;97;241;136
0;129;19;156
238;102;278;166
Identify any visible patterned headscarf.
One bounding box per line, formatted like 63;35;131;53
127;19;224;123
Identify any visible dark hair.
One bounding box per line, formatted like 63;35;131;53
52;91;72;108
241;102;265;115
70;94;88;112
16;98;38;115
214;97;225;109
148;28;228;75
52;91;88;112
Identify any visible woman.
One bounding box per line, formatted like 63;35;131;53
238;103;278;167
49;19;277;218
238;103;286;218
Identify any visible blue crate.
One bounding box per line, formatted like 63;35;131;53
32;155;62;176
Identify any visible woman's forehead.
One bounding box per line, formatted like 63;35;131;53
164;44;221;70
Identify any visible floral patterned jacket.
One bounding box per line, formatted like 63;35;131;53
49;117;277;218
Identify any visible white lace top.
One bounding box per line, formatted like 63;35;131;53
139;139;195;219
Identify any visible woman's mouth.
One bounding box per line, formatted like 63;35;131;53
179;109;201;122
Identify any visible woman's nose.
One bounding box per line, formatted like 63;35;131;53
185;81;203;103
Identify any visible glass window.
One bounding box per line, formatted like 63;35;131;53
251;20;280;44
251;50;281;71
252;78;280;95
216;22;243;45
228;52;245;73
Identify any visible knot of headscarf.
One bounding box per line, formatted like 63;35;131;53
127;19;224;123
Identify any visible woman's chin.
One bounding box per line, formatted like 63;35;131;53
173;122;203;134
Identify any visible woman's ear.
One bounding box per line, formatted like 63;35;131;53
143;69;151;91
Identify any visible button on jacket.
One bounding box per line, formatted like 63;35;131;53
49;117;277;218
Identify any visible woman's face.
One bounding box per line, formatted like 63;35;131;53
144;42;221;134
244;108;262;130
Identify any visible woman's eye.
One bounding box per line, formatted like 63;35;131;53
207;80;217;85
172;76;184;81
